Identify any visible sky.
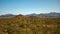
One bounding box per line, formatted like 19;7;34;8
0;0;60;15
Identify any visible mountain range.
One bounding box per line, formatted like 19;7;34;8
26;12;60;18
0;12;60;18
0;14;15;18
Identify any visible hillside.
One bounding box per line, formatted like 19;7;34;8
0;15;60;34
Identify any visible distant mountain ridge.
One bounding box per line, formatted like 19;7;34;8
0;14;15;18
0;12;60;18
26;12;60;18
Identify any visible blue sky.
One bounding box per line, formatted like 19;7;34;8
0;0;60;15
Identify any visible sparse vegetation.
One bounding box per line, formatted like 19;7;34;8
0;15;60;34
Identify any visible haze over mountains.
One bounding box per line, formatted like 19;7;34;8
0;12;60;18
26;12;60;18
0;14;15;18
